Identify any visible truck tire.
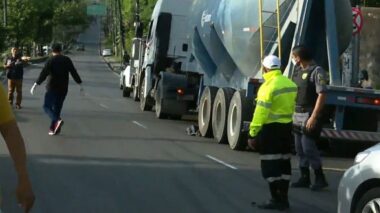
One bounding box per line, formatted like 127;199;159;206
132;85;139;101
354;187;380;213
212;88;235;144
155;98;168;119
140;78;153;111
198;86;218;137
122;80;131;98
155;84;168;119
227;90;254;150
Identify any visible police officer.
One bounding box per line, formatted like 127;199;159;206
248;55;297;211
291;45;329;191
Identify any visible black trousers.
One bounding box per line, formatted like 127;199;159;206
257;122;293;202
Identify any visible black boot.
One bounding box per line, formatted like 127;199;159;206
256;182;289;211
291;167;310;188
310;168;328;191
257;199;289;211
278;180;290;209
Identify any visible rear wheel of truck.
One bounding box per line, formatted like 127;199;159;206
122;80;131;98
155;85;168;119
227;90;253;150
212;88;235;144
140;78;153;111
155;98;168;119
132;84;139;101
198;86;218;138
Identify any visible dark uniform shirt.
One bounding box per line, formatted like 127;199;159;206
4;56;24;80
293;63;328;107
36;55;82;94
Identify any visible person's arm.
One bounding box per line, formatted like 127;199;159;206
67;58;82;84
35;59;51;85
0;85;35;212
309;93;326;121
249;86;273;138
0;120;35;212
306;67;327;130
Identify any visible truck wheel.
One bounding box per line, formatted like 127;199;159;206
140;78;153;111
155;88;168;119
122;80;131;98
123;87;131;97
354;188;380;213
227;90;254;150
212;88;235;144
198;86;218;137
132;85;139;101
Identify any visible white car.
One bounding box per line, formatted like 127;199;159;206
338;143;380;213
102;49;112;56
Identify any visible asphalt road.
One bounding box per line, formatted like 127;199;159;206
0;21;354;213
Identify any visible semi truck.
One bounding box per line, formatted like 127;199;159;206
123;0;380;151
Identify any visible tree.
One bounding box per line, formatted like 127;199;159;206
53;1;90;43
7;0;38;47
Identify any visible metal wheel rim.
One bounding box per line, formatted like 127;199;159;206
362;198;380;213
215;101;222;130
229;104;238;138
201;98;209;126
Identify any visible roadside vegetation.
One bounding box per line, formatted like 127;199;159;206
0;0;90;57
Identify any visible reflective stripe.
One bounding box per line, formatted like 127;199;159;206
257;100;272;108
260;154;292;161
268;113;293;120
266;175;291;182
272;87;298;97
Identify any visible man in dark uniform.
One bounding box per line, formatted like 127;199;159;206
291;45;329;191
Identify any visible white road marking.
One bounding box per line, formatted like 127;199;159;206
206;155;238;170
133;121;148;129
113;72;120;77
99;103;109;109
323;167;347;172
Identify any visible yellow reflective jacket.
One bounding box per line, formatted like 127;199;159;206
249;70;297;137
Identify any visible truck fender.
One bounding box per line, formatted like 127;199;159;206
158;72;187;100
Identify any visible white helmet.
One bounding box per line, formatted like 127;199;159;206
262;55;281;70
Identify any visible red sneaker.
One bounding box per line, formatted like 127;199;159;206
53;119;64;135
48;130;54;136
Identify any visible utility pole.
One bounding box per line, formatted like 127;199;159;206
117;0;126;64
3;0;7;27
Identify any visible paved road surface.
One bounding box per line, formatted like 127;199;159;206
0;21;354;213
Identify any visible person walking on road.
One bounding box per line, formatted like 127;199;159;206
248;55;297;211
291;45;329;191
30;44;83;136
0;83;35;212
3;47;29;109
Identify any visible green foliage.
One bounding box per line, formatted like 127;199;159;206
7;0;38;46
53;1;90;43
105;0;157;53
0;0;90;51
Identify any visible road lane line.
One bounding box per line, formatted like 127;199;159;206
323;167;347;172
99;103;109;109
206;155;238;170
132;121;148;129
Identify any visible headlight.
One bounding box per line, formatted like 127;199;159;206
354;152;370;164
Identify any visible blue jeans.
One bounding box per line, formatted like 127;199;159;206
43;91;66;129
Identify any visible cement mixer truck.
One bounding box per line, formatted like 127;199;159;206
127;0;380;150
